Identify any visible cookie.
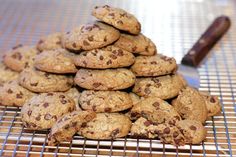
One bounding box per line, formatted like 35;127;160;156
3;45;39;72
74;68;135;90
34;48;77;74
62;22;120;51
64;87;81;110
48;110;96;146
176;120;207;144
0;62;19;85
73;45;135;69
92;5;141;35
155;123;186;146
78;113;132;139
171;87;208;123
132;74;187;99
0;80;35;107
37;33;62;51
130;54;177;77
18;68;73;93
200;92;222;117
114;33;157;56
79;90;133;112
129;92;142;106
130;97;181;125
21;92;76;130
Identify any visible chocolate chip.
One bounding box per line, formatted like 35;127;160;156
210;97;216;103
44;113;52;120
92;105;97;111
106;60;112;65
56;41;61;45
93;82;102;88
64;124;70;130
144;88;151;95
47;93;53;96
7;89;13;94
12;44;23;50
174;116;181;121
130;112;139;118
72;43;77;48
59;95;65;99
27;110;32;116
120;13;127;17
103;5;110;8
164;127;170;134
43;103;49;108
35;115;41;121
16;93;23;99
88;35;94;41
152;102;160;109
72;122;77;127
11;52;22;60
83;40;90;46
174;138;183;146
132;46;137;52
61;99;67;104
104;36;107;42
151;61;157;64
105;107;112;112
117;49;124;56
117;20;123;25
109;13;115;16
144;120;152;126
81;122;87;128
30;83;38;86
99;56;104;60
109;54;117;59
173;131;179;138
111;128;119;138
190;125;197;130
38;40;44;44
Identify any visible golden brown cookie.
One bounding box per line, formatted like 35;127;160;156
92;5;141;34
74;68;135;90
0;62;19;85
37;33;62;51
114;33;156;56
74;45;135;69
62;22;120;51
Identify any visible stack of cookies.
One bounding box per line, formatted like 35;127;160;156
0;5;222;147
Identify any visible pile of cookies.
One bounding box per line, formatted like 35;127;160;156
0;5;222;146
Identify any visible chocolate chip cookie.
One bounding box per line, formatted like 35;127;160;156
79;90;133;112
114;33;157;56
200;92;222;117
62;22;120;51
3;45;39;72
19;68;73;93
131;54;177;77
0;80;35;107
74;45;135;69
78;113;132;139
74;68;135;90
48;110;96;146
92;5;141;35
176;120;207;144
34;48;77;73
37;33;62;51
0;62;19;85
132;74;187;99
172;87;208;123
130;97;181;125
21;92;76;130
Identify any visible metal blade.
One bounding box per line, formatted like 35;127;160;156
178;64;200;89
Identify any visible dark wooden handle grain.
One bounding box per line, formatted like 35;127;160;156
181;16;231;67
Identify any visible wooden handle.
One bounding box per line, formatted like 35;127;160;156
181;16;231;67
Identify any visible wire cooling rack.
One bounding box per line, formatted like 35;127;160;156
0;0;236;156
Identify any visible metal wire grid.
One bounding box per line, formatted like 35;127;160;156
0;0;236;156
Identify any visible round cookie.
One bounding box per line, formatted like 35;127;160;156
21;92;76;130
171;87;208;123
200;92;221;117
132;74;187;99
18;68;73;93
3;45;39;72
74;68;135;90
0;80;35;107
155;123;186;146
78;113;132;139
74;45;135;69
92;5;141;35
37;33;62;51
48;110;96;146
34;48;77;74
62;22;120;51
79;90;133;112
130;54;177;77
130;97;181;125
0;62;19;85
176;120;207;144
64;87;81;110
114;33;157;56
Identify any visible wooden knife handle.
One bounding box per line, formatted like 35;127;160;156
181;16;231;67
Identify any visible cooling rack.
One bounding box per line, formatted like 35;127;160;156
0;0;235;156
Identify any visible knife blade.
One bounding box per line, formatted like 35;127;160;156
178;15;231;88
